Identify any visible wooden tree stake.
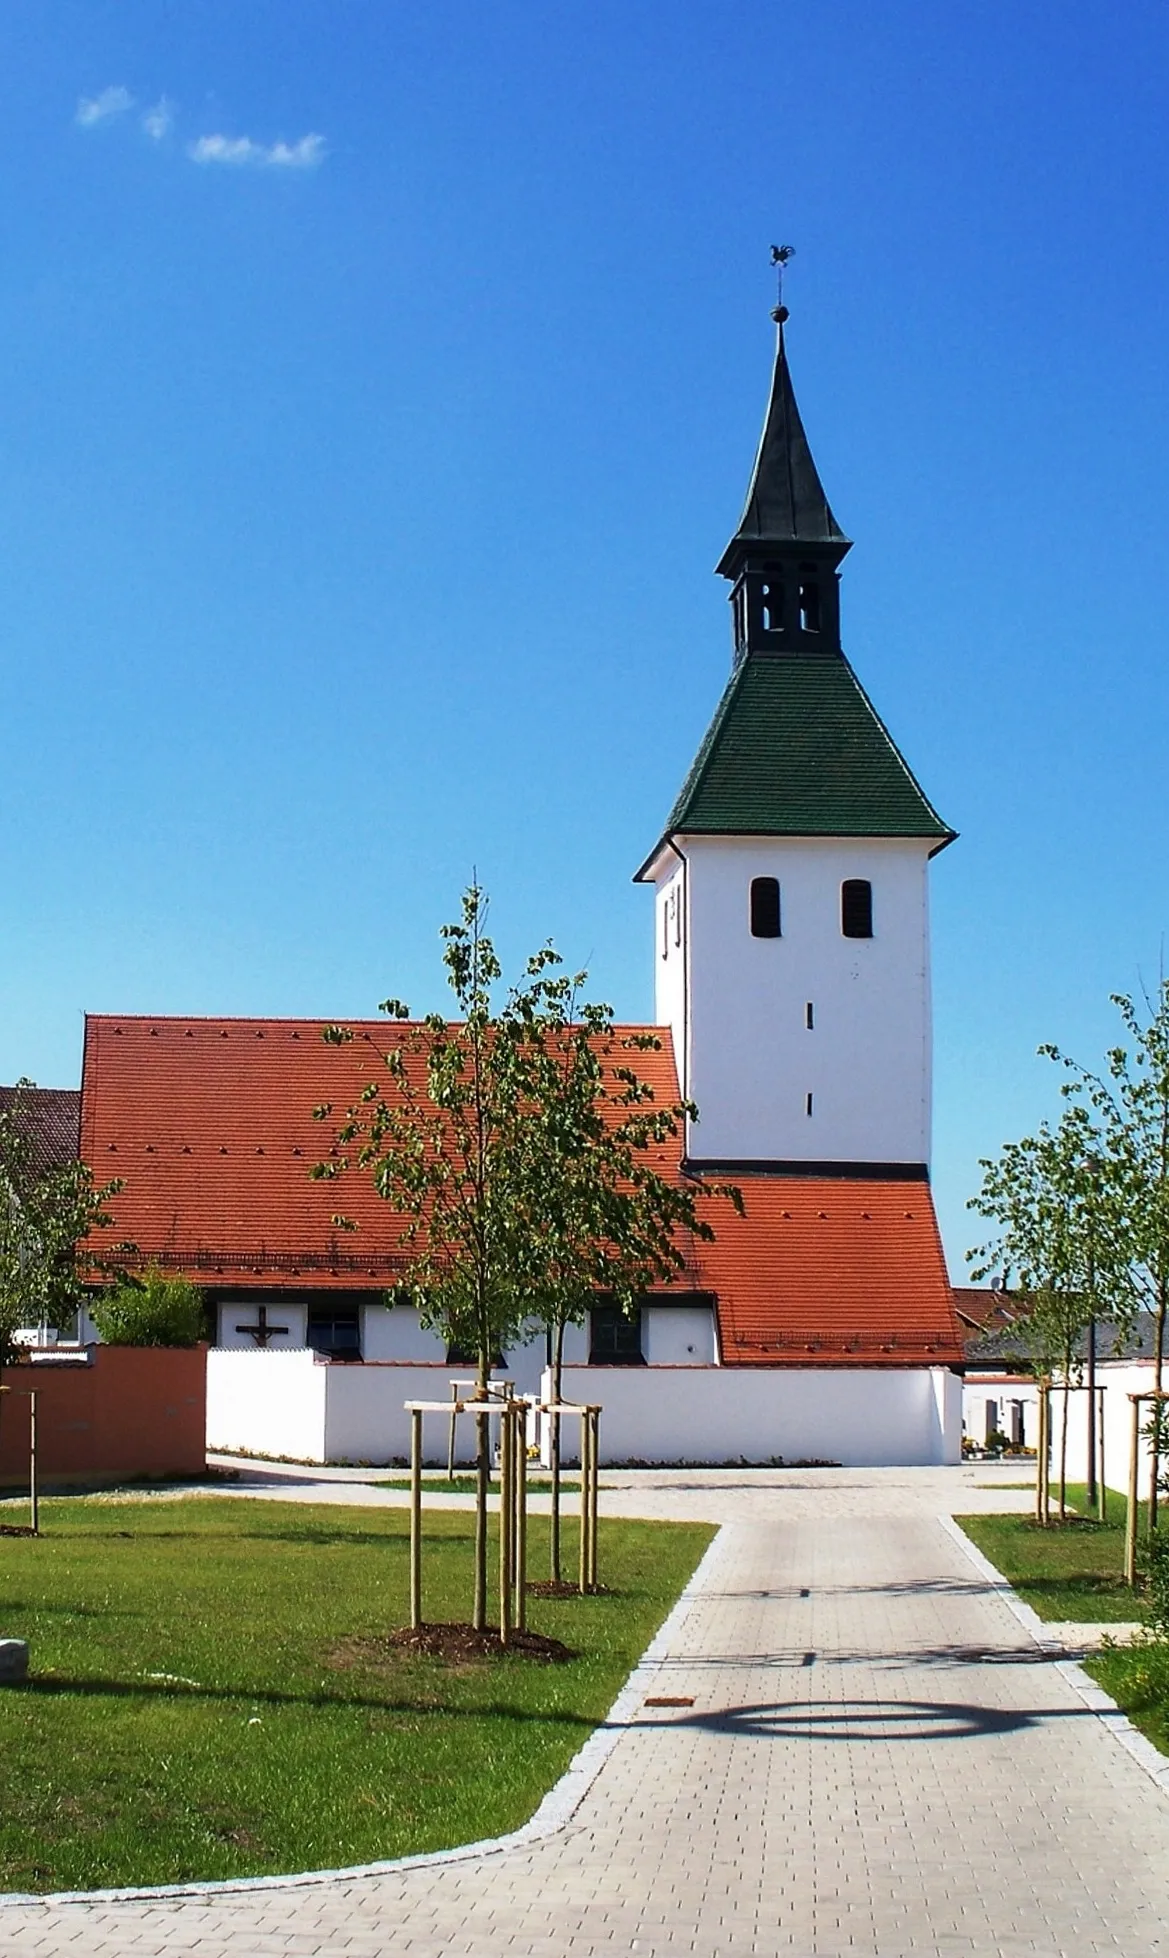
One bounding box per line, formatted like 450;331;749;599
410;1406;423;1629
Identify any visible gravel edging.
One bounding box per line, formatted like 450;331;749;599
0;1524;728;1910
941;1512;1169;1796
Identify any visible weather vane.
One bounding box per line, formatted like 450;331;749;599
770;243;795;324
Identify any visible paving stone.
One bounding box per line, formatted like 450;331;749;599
2;1469;1169;1954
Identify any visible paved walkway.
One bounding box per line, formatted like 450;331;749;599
5;1467;1169;1957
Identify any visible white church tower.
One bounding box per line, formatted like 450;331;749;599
636;308;955;1174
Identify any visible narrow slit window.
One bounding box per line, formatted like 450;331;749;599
841;878;873;939
805;1092;814;1117
805;1002;814;1030
750;876;781;938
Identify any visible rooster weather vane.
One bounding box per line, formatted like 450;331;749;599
770;243;795;324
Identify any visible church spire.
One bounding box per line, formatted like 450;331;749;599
716;325;850;575
717;280;851;660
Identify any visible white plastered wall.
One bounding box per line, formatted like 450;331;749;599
542;1364;960;1466
216;1301;308;1349
207;1348;326;1459
652;833;933;1165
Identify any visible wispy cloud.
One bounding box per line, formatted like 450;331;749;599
76;85;134;128
141;98;173;142
188;131;326;170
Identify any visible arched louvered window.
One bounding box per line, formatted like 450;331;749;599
750;876;781;938
841;879;873;939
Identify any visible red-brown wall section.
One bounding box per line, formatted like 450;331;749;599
0;1347;206;1485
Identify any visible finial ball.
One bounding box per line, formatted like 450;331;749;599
771;304;790;325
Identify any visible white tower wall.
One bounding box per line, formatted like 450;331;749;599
654;833;933;1166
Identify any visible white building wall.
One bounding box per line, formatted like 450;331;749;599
653;833;933;1165
543;1364;959;1466
653;854;687;1095
362;1302;446;1362
207;1348;327;1459
216;1301;308;1349
643;1306;719;1366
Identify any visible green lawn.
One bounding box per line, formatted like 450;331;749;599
956;1483;1148;1623
0;1496;712;1895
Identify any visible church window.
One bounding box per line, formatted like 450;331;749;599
306;1305;361;1360
589;1304;644;1365
806;1002;814;1030
798;566;821;633
750;876;781;938
841;879;873;938
805;1092;814;1116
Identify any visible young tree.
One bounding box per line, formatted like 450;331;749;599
0;1083;122;1364
312;887;738;1628
1041;983;1169;1526
0;1083;122;1456
969;1102;1131;1517
504;964;741;1581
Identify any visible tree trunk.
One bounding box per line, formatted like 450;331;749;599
1086;1311;1098;1511
1059;1366;1070;1520
473;1351;490;1632
550;1318;565;1584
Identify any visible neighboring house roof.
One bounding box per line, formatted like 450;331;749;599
635;655;956;879
0;1086;81;1177
954;1290;1167;1369
80;1013;964;1367
701;1177;961;1366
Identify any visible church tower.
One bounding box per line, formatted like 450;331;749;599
636;308;954;1174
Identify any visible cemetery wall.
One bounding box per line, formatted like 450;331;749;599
0;1346;206;1485
542;1362;961;1466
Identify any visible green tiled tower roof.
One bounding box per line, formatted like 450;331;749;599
636;314;954;879
637;654;954;875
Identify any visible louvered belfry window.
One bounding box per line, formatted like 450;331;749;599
841;878;873;938
750;876;781;938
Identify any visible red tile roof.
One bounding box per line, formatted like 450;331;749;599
78;1015;682;1288
80;1013;963;1367
694;1177;962;1366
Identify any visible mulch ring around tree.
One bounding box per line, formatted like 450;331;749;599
526;1579;613;1599
0;1523;37;1537
329;1624;575;1667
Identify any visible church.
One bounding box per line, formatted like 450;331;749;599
76;308;965;1467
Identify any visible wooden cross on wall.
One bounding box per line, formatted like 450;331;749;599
236;1304;290;1348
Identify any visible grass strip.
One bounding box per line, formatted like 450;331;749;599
0;1496;712;1894
373;1475;581;1494
956;1483;1148;1623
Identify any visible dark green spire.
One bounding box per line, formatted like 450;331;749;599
716;326;850;580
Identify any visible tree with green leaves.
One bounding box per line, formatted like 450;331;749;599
312;886;738;1631
0;1083;122;1367
1040;982;1169;1526
499;958;741;1583
969;1101;1132;1517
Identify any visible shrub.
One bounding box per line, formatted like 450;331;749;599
1142;1529;1169;1642
89;1268;204;1348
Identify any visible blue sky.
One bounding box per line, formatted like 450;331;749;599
2;0;1168;1272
